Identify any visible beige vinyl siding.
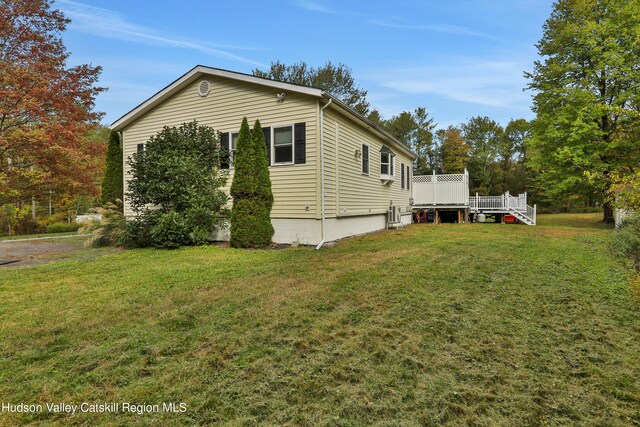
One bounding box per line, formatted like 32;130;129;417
122;77;318;218
323;109;413;218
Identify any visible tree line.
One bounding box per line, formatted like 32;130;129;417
2;0;638;236
255;0;640;225
255;62;532;197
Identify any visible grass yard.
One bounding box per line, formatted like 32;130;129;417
0;213;638;426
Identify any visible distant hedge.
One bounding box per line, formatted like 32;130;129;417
46;222;81;233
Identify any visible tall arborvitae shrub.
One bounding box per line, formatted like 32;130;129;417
250;119;274;243
230;118;274;248
101;130;123;206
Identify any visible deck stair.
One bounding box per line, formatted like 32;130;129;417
469;191;536;225
411;171;537;225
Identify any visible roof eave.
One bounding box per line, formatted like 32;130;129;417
322;93;417;159
110;65;324;131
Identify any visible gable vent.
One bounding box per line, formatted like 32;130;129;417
198;80;211;97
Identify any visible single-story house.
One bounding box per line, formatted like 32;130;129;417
111;65;416;245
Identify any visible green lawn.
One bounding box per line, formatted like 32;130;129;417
0;214;638;426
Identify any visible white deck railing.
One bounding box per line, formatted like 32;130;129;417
469;191;527;212
469;191;536;224
412;170;470;206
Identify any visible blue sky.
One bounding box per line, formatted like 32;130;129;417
56;0;553;129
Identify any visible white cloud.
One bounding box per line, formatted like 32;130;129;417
366;58;532;110
57;0;266;67
367;19;497;40
292;0;340;14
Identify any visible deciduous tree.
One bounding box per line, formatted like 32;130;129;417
437;126;469;174
462;116;503;194
526;0;640;222
253;61;370;115
384;108;436;174
0;0;105;200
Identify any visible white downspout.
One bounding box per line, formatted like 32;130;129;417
315;97;332;250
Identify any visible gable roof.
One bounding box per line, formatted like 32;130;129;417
110;65;415;158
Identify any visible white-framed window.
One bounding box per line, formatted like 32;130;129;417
362;143;369;175
272;125;294;164
380;151;395;176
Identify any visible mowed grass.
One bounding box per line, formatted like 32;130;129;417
0;214;638;426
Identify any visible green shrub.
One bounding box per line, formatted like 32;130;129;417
611;213;640;270
149;211;189;249
125;121;229;249
122;213;154;248
46;222;81;233
230;199;273;248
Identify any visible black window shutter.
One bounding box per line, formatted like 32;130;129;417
407;165;411;190
362;144;369;174
294;122;306;164
220;133;230;169
401;163;405;189
262;127;271;165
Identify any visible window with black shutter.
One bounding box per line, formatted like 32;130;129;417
220;133;230;169
262;127;271;165
362;144;369;174
137;143;144;153
401;163;405;188
294;122;306;164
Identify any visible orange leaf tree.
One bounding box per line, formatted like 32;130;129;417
0;0;106;202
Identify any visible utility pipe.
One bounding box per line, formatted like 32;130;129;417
315;97;332;250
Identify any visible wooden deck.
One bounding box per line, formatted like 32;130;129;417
411;171;537;225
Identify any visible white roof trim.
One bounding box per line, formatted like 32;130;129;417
111;65;323;130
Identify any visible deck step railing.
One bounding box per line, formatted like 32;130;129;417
469;191;536;225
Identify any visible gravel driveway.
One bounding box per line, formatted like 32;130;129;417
0;236;119;268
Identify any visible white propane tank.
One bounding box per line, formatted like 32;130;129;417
477;213;486;223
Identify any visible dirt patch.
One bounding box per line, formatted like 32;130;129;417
0;237;119;268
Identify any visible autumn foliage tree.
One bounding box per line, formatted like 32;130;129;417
0;0;105;203
437;126;469;174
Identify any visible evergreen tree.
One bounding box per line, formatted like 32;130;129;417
230;118;274;248
101;130;123;206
